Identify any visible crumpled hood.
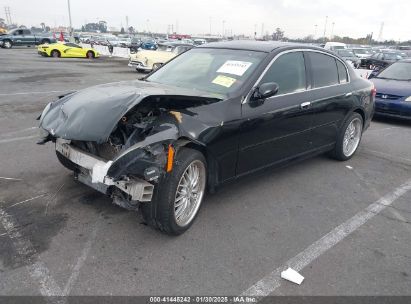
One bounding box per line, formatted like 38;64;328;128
40;80;220;143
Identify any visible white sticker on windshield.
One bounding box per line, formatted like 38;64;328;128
217;61;253;76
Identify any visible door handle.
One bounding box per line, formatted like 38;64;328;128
300;101;311;109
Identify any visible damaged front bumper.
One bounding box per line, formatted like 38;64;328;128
56;139;154;202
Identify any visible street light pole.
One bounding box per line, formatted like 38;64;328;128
330;22;335;40
222;20;225;38
323;15;328;42
314;24;318;39
67;0;74;42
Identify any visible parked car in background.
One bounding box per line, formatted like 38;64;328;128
396;46;411;57
37;42;99;59
129;37;142;53
39;41;375;234
369;59;411;120
79;34;92;43
0;28;56;48
128;42;194;72
324;42;347;51
361;51;404;69
52;32;80;43
351;47;372;59
140;38;157;50
194;39;207;46
336;49;361;68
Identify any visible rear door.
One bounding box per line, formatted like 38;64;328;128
237;51;314;175
304;51;354;148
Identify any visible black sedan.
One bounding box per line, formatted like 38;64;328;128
38;41;375;235
369;59;411;120
361;51;404;69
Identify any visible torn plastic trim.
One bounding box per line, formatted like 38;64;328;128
55;139;154;202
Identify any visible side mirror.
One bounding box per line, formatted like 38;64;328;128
251;82;279;101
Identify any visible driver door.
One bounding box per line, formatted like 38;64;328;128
237;51;314;175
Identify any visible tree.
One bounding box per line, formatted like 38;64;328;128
128;26;135;34
272;27;284;41
120;27;125;34
81;25;85;32
98;21;107;33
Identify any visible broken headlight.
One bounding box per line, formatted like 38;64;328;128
39;102;51;123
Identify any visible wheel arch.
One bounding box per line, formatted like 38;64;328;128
51;49;61;57
353;107;366;128
174;137;219;192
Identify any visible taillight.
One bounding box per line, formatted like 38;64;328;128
371;85;377;97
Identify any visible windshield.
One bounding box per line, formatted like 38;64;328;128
376;62;411;80
353;49;371;54
332;46;346;50
384;53;403;60
338;50;355;57
146;48;266;96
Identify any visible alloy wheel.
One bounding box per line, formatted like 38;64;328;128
174;160;206;227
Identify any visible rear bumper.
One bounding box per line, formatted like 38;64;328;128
38;50;48;56
375;99;411;119
55;139;154;202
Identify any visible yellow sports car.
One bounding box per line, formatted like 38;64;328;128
37;42;99;59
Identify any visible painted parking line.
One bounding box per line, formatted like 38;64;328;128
0;207;64;302
0;90;69;96
0;135;38;144
241;178;411;297
0;127;37;137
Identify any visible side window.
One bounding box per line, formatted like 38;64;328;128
336;60;348;84
260;52;306;95
307;52;339;88
23;30;31;35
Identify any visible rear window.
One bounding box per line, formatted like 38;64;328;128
307;52;339;88
336;60;348;84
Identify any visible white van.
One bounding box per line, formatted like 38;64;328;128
324;42;347;51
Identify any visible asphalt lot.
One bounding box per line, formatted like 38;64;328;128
0;47;410;297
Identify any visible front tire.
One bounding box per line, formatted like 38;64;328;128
331;113;363;161
141;148;207;235
3;40;12;49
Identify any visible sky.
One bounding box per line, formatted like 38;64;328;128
0;0;409;41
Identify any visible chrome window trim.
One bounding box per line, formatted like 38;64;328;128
243;48;351;104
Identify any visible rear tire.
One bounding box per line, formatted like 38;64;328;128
86;51;95;59
141;148;207;235
51;50;60;58
330;113;363;161
40;39;50;45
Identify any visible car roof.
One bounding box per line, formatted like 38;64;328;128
197;40;326;53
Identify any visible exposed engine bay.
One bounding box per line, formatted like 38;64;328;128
69;95;215;161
